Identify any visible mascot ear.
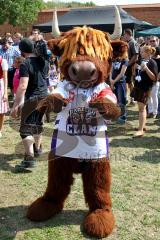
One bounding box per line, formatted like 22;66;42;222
111;40;128;59
47;39;63;57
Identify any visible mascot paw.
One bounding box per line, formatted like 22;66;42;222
83;209;115;238
89;97;108;112
36;94;67;113
27;197;63;221
89;97;120;120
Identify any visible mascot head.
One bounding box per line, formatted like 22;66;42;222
48;6;128;88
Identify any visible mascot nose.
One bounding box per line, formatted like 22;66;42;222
69;61;98;80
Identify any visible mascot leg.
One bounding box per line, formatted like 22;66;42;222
82;159;115;238
27;153;74;221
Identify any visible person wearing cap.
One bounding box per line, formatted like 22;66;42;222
0;37;21;94
11;38;49;172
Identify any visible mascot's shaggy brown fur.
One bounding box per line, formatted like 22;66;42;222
27;9;128;238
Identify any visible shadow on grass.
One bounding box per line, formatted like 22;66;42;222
0;151;49;173
154;118;160;127
134;150;160;164
0;153;25;172
111;136;160;150
108;126;160;138
0;205;89;239
107;126;128;137
126;108;138;121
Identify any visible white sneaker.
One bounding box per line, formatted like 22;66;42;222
0;131;2;138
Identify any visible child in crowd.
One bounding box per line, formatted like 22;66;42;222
47;55;60;93
13;56;25;98
0;56;8;138
45;55;60;123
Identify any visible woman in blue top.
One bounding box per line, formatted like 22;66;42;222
110;41;128;124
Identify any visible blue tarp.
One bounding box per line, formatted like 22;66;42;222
136;26;160;37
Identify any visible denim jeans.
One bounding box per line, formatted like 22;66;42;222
114;81;126;119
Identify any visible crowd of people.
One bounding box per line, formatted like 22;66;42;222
111;29;160;138
0;28;159;171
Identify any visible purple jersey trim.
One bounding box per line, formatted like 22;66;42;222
105;131;109;159
51;129;58;154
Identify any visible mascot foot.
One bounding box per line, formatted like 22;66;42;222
27;197;63;221
83;209;115;238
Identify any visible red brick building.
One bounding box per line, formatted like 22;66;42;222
0;4;159;38
121;3;160;26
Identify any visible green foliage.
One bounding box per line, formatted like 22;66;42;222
0;0;44;29
0;0;95;29
45;1;96;9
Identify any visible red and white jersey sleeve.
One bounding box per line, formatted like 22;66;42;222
89;83;117;104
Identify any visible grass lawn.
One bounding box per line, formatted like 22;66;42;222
0;105;160;240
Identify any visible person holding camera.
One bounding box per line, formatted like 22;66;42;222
131;45;158;137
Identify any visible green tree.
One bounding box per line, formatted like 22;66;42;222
0;0;44;29
45;1;95;9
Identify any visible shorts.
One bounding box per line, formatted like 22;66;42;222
130;87;150;104
19;96;45;136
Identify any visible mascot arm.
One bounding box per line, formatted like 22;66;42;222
89;87;121;120
37;93;68;113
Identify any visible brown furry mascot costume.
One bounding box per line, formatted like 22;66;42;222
27;7;128;238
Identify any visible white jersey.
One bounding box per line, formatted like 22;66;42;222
51;80;117;159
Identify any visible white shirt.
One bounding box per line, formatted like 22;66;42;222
51;80;117;159
1;58;8;71
0;58;8;80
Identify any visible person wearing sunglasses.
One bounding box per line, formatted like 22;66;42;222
149;36;159;48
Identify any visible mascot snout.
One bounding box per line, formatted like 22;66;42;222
68;61;99;87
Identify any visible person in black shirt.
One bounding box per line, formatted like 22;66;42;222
11;38;49;171
110;41;128;124
123;29;139;105
131;45;158;137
